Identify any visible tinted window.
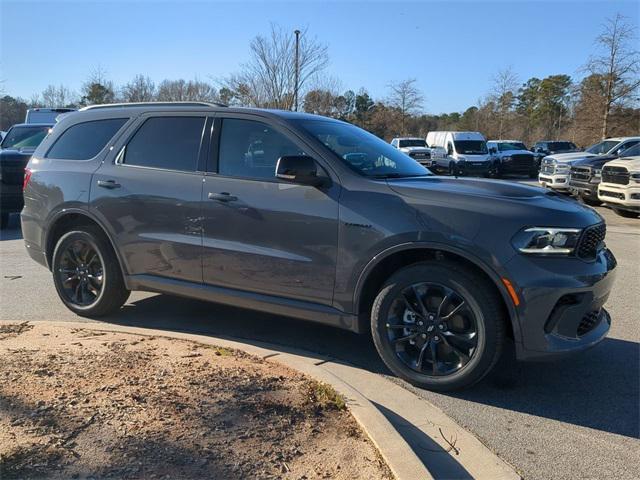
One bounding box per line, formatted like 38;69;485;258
621;143;640;157
1;126;50;149
218;119;306;179
124;117;205;171
46;118;127;160
454;140;488;154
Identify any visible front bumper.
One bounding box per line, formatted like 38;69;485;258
598;183;640;210
539;173;570;190
459;161;491;176
568;179;599;199
504;247;616;361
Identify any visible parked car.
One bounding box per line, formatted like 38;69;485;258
568;143;640;206
22;102;616;391
531;140;579;159
427;131;491;176
25;107;76;124
598;155;640;218
487;140;537;178
390;137;432;166
539;137;640;191
0;123;53;228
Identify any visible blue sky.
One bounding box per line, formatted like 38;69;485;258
1;0;638;113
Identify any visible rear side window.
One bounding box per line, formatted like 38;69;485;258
46;118;128;160
123;117;206;171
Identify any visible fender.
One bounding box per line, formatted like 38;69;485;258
43;207;133;290
353;241;523;344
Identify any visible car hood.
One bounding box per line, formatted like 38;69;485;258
546;152;595;162
400;146;430;153
386;176;602;228
572;155;617;168
498;149;533;156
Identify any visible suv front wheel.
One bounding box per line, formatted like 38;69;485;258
52;228;130;317
371;261;506;391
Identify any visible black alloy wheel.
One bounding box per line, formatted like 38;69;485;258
385;283;478;376
56;238;104;306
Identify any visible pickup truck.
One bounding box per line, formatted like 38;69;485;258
539;137;640;191
390;137;432;166
569;143;640;205
487;140;537;178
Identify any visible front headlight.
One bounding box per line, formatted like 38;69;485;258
512;227;582;255
631;172;640;183
555;164;570;173
457;156;466;162
593;169;602;177
502;155;511;161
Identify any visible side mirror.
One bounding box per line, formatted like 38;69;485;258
275;155;326;186
489;147;497;154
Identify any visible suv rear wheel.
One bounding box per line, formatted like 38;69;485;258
370;262;506;391
52;228;130;317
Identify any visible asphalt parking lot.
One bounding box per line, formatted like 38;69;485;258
1;190;638;480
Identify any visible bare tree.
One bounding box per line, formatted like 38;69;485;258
387;79;424;135
156;79;218;102
490;66;519;138
584;14;640;138
221;24;329;109
121;75;156;102
41;84;74;107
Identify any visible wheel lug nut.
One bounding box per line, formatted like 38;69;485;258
418;321;423;326
438;324;444;330
434;336;439;341
421;334;426;339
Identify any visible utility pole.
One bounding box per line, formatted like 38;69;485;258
294;29;300;112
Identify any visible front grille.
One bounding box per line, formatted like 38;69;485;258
602;166;629;185
576;223;606;260
577;310;601;337
509;154;534;167
409;151;430;159
570;166;591;182
599;189;625;200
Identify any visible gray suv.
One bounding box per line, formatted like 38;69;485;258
22;103;617;391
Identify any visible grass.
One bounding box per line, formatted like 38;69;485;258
306;380;347;411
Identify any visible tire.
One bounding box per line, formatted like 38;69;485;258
448;162;458;176
613;208;639;218
0;212;9;230
370;261;506;391
52;227;130;317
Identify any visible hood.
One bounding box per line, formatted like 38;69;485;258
498;149;533;156
400;146;430;153
386;176;602;229
572;155;617;168
603;156;640;171
545;152;595;162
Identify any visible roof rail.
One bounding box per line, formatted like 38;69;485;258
79;101;228;111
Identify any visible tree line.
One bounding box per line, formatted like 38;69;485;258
1;15;638;147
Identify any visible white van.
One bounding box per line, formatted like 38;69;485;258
25;108;76;124
427;131;491;176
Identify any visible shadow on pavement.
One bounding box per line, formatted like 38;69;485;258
373;402;473;479
103;293;640;441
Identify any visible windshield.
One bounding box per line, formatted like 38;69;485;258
620;143;640;157
498;142;527;152
398;139;427;148
586;140;620;155
0;126;50;149
454;140;487;155
547;141;577;151
296;120;431;178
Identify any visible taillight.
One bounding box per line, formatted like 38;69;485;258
23;168;32;190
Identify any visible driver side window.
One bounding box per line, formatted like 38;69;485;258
218;118;306;179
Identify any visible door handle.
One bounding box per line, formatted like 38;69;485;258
208;192;237;202
97;180;121;189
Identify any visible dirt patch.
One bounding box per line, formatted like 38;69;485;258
0;323;392;479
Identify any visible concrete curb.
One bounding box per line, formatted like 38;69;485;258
3;320;520;480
